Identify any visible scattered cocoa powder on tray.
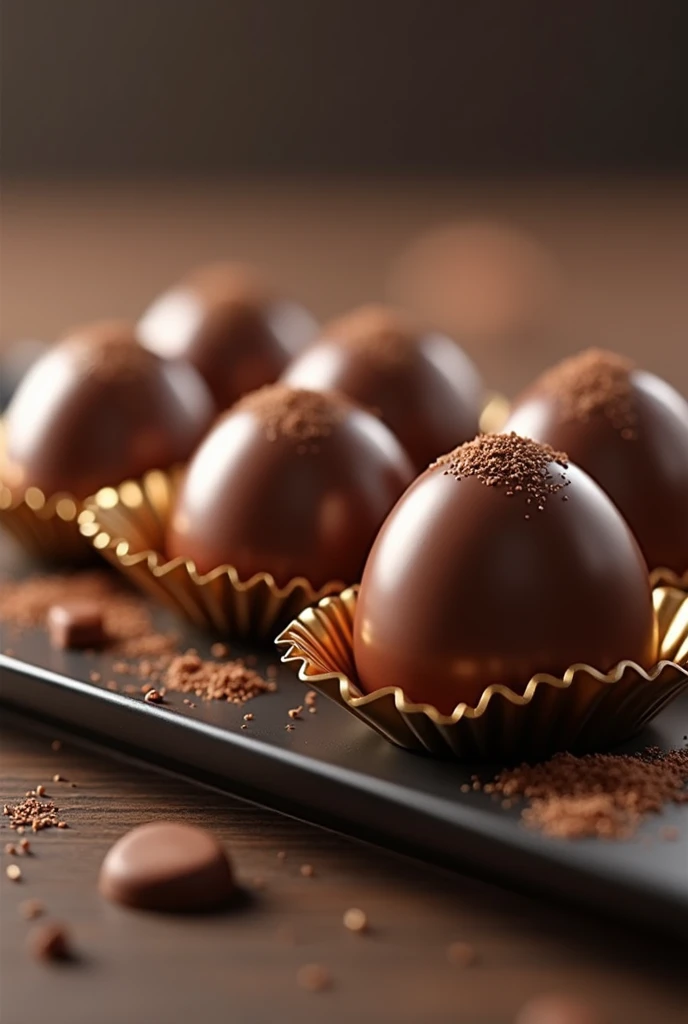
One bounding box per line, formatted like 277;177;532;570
163;651;276;704
480;746;688;840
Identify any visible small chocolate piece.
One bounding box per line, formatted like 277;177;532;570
2;321;214;500
28;923;71;962
515;994;606;1024
139;263;317;411
354;433;655;713
281;305;483;470
296;964;332;992
98;822;234;912
167;385;414;587
47;600;107;650
505;349;688;575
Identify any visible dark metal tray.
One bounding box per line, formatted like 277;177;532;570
2;552;687;939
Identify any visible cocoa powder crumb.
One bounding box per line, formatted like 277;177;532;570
210;642;230;658
299;864;315;878
144;689;164;704
288;706;303;720
51;741;62;752
20;838;31;853
6;864;22;881
343;907;368;933
36;785;45;797
89;671;101;683
5;843;17;855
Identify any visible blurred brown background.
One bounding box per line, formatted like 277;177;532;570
1;0;687;392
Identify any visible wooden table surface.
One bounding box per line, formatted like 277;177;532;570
1;179;687;1024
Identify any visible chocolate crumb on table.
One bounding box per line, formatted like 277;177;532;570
342;907;368;934
299;863;315;878
296;964;332;993
20;899;45;920
28;923;71;962
6;864;22;881
446;941;477;967
3;795;64;832
46;600;108;650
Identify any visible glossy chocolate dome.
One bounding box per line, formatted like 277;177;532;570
505;349;688;576
354;433;656;714
280;305;483;470
2;321;214;500
166;385;414;588
139;263;317;410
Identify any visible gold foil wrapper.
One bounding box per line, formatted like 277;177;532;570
650;567;688;592
276;586;688;760
80;467;347;638
0;480;94;563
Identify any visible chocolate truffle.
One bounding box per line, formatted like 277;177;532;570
505;349;688;575
2;321;214;500
167;385;414;587
280;305;483;470
99;822;234;912
139;263;317;410
354;433;656;714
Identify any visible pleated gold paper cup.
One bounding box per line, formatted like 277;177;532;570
0;479;95;563
79;467;347;638
276;586;688;760
649;566;688;592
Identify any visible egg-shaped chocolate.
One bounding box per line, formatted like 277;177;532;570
2;321;214;500
505;349;688;576
354;433;656;714
280;305;483;470
139;263;317;410
166;385;415;588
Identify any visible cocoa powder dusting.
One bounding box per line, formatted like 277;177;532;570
164;652;274;704
322;304;420;366
482;746;688;840
233;385;351;446
536;347;637;438
434;433;569;513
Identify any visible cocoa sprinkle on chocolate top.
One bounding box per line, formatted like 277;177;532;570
163;652;273;704
482;746;688;840
233;385;351;446
434;433;569;512
536;347;637;438
322;304;420;366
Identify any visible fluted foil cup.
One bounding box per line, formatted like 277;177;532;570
276;586;688;760
0;478;96;563
649;567;688;592
80;467;347;638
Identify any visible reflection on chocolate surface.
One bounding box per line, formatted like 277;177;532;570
505;349;688;575
354;433;656;713
2;321;214;500
167;385;414;587
281;305;483;470
139;263;317;410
